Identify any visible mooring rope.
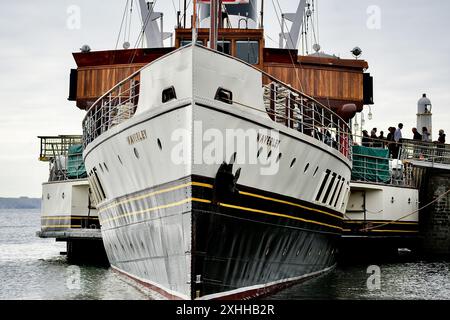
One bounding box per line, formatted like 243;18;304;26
360;188;450;232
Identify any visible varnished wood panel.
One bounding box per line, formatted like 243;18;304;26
263;64;364;102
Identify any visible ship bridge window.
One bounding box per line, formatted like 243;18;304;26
236;41;259;65
162;86;177;103
208;40;231;55
180;40;204;47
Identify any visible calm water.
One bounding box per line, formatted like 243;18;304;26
1;209;449;300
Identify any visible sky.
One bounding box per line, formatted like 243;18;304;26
0;0;449;198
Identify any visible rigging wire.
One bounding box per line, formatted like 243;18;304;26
270;0;305;93
127;0;159;65
115;0;130;49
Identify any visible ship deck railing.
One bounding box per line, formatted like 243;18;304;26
82;45;353;161
350;151;414;187
38;135;86;182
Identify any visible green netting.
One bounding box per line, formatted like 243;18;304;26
351;146;390;183
67;144;87;179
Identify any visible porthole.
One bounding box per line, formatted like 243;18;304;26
304;163;310;173
62;192;65;199
230;152;237;164
134;148;140;159
267;150;272;159
276;153;282;163
104;163;109;172
257;147;263;158
99;163;104;172
290;158;297;168
313;166;319;176
47;193;50;200
118;155;123;165
157;139;163;151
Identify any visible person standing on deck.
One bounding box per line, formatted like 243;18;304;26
412;128;422;140
422;127;431;142
393;123;403;159
387;127;396;157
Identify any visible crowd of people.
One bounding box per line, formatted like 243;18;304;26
360;123;447;158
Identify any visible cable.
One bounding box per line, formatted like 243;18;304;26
361;188;450;232
270;0;305;93
115;0;130;49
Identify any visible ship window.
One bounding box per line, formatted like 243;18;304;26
329;176;342;206
134;148;140;159
215;87;233;104
180;40;204;47
304;163;310;173
322;172;337;204
276;153;282;163
208;41;231;55
313;166;319;177
334;178;345;208
157;138;163;151
236;41;259;65
162;86;177;103
315;169;331;201
290;158;297;168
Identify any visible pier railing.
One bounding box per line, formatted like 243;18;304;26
400;139;450;166
82;46;353;161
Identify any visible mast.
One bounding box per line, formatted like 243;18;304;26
209;0;220;50
193;0;198;43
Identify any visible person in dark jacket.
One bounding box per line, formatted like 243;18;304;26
362;130;371;147
386;127;396;157
412;128;422;140
438;130;446;144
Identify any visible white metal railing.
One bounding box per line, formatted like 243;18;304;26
83;74;140;147
82;47;353;161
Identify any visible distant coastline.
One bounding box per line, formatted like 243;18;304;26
0;197;41;209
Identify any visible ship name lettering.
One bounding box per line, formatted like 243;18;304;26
257;132;281;149
127;130;147;145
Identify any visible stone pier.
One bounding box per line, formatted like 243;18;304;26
418;168;450;256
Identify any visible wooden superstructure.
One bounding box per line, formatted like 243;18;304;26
70;28;373;120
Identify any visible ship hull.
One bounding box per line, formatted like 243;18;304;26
83;46;351;299
98;175;341;300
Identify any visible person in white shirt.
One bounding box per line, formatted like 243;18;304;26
392;123;403;158
394;123;403;142
422;127;431;142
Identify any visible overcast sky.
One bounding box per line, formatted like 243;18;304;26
0;0;449;198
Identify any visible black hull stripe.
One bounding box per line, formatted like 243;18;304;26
100;177;344;233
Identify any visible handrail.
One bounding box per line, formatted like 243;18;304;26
82;45;353;161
